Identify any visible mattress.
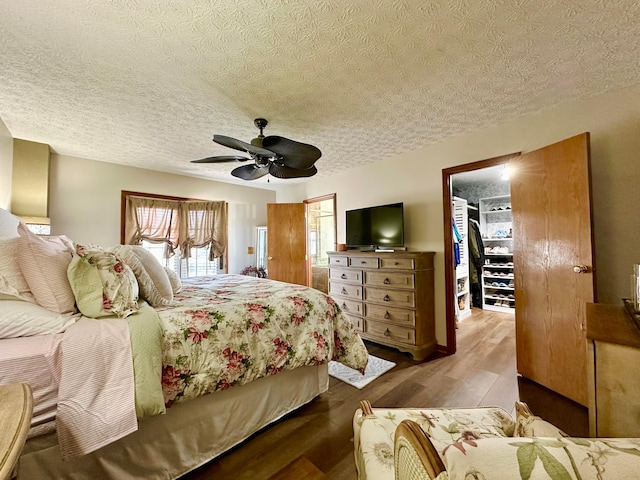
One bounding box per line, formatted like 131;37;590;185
0;334;62;435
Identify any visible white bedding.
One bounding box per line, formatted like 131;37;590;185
0;317;139;460
56;317;137;459
0;333;62;432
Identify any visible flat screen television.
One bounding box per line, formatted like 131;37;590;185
345;202;404;249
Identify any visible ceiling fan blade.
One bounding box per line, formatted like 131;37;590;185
191;155;249;163
269;163;318;179
262;136;321;170
231;164;270;180
213;135;276;158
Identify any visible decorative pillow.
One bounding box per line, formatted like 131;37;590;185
0;237;35;302
16;223;76;313
130;246;173;303
110;245;173;307
67;244;139;318
514;402;567;438
0;299;79;339
164;266;182;294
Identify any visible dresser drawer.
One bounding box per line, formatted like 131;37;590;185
345;314;364;333
364;271;415;289
379;257;415;270
365;320;415;345
329;282;363;299
364;287;415;308
349;256;379;269
329;256;348;267
337;297;363;316
330;268;363;284
365;304;415;327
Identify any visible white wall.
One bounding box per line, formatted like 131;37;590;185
0;117;13;210
49;154;276;273
279;83;640;346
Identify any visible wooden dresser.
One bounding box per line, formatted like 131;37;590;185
327;251;435;360
586;301;640;437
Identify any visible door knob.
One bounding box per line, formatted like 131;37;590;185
268;256;273;260
573;265;589;274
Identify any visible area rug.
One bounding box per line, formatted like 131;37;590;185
328;355;396;389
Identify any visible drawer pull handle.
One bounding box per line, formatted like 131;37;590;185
395;262;399;265
384;311;391;320
341;288;347;295
383;295;390;302
383;277;390;284
384;328;391;337
361;260;366;264
341;273;347;279
342;302;347;309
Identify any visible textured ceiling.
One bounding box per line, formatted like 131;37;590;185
1;1;640;189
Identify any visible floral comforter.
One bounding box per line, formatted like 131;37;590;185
157;274;368;406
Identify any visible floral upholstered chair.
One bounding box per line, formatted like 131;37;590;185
354;400;640;479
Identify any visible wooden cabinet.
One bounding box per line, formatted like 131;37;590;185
586;301;640;437
328;251;436;360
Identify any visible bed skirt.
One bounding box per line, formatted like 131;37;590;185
17;363;329;479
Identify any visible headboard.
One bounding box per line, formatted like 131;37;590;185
0;208;20;239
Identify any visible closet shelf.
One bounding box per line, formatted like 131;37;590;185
480;194;514;315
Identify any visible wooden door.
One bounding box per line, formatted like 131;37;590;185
267;203;307;285
511;133;595;406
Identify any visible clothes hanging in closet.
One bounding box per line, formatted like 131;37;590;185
468;218;485;307
452;221;462;266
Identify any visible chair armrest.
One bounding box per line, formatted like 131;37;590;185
394;420;446;480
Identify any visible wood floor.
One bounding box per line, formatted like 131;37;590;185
183;308;517;480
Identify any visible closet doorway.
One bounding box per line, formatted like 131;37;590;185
442;154;518;355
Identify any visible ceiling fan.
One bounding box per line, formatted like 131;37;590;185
192;118;321;181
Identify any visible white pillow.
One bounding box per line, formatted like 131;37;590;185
0;300;79;339
0;237;35;302
164;266;182;294
16;223;77;314
131;246;173;304
111;245;173;307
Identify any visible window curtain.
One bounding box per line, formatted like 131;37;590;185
124;196;180;257
179;201;227;261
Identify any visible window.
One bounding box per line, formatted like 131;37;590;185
122;191;227;279
141;240;218;278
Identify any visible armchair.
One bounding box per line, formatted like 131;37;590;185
354;400;640;479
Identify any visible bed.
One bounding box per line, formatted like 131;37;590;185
0;208;369;479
